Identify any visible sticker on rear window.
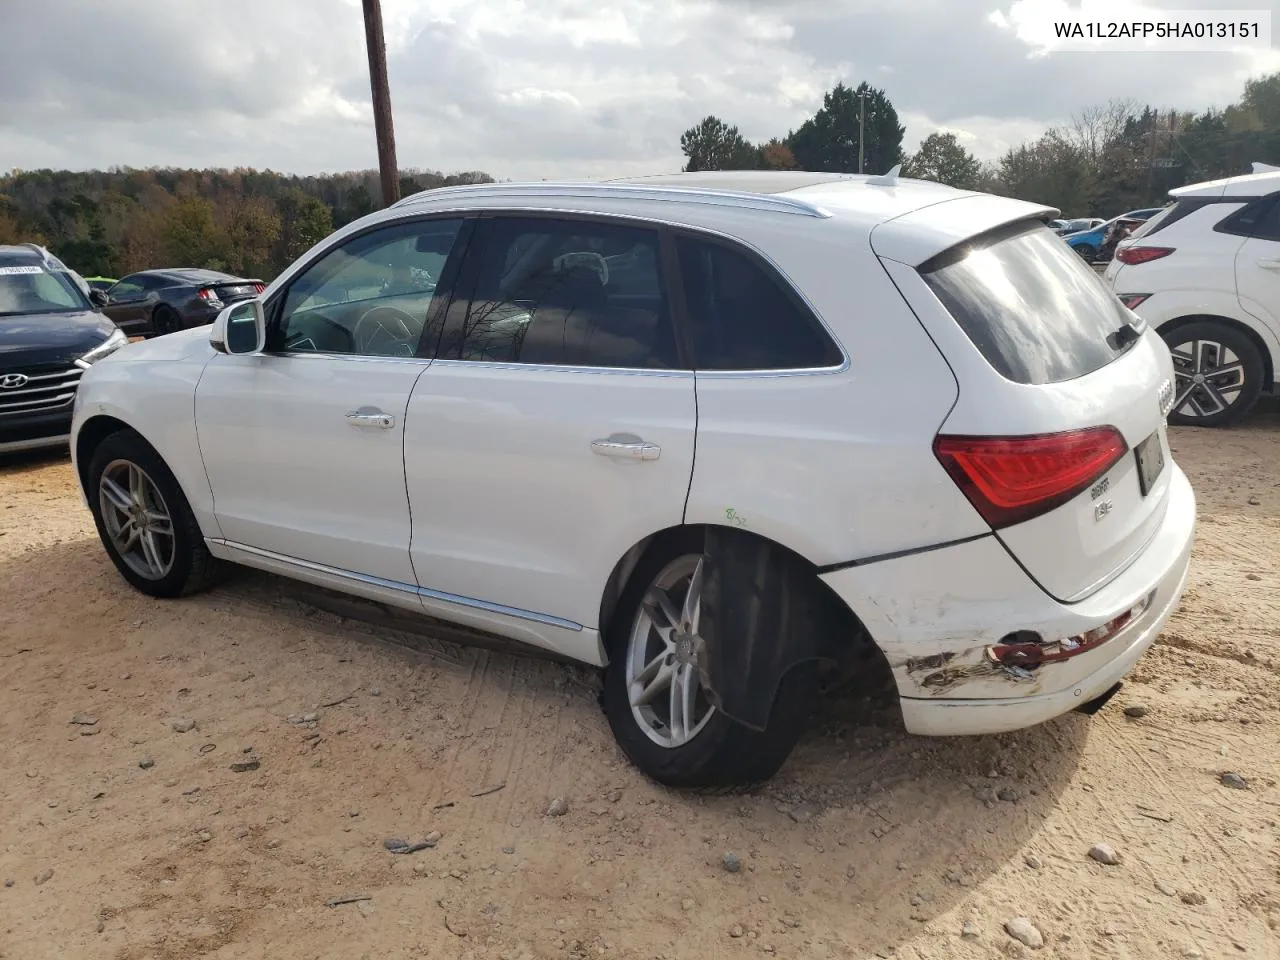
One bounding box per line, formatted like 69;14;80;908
0;265;44;276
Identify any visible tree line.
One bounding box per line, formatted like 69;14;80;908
0;167;493;282
680;72;1280;218
4;70;1279;282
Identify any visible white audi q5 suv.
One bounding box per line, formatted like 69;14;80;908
70;171;1196;786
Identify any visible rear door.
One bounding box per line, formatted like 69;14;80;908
1231;196;1280;342
880;218;1175;602
403;214;696;659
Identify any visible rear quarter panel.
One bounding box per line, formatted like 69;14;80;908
71;333;220;538
683;218;987;566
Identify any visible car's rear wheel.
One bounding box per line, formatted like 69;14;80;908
152;306;180;337
87;429;224;597
1162;321;1264;428
601;534;815;788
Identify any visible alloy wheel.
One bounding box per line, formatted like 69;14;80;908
1170;339;1245;420
625;554;717;748
98;459;176;581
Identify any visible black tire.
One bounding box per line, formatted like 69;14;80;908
601;531;816;789
1162;320;1265;428
1074;243;1097;263
152;306;181;337
87;428;224;598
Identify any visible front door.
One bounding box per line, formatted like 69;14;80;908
194;216;468;586
102;276;156;335
404;214;696;659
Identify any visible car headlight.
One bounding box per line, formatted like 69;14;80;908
76;328;129;367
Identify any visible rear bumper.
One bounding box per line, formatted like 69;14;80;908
820;463;1196;736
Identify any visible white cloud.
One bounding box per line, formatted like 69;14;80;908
1;0;1276;179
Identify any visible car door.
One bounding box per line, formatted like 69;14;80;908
194;216;469;589
403;214;696;661
101;276;154;334
1233;194;1280;339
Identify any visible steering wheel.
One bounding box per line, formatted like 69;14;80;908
353;305;420;357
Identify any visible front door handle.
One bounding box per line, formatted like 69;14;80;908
346;409;395;429
591;437;661;461
1258;258;1280;271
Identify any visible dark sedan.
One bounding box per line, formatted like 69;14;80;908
102;268;264;337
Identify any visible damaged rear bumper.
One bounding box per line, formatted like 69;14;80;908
819;464;1196;737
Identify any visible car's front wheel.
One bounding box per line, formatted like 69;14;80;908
601;535;815;788
1163;321;1265;427
87;429;224;597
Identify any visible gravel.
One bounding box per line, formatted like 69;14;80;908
1004;917;1044;949
722;851;742;874
1220;772;1249;790
1089;843;1122;866
546;797;569;817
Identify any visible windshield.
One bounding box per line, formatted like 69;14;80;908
0;263;92;316
920;221;1137;385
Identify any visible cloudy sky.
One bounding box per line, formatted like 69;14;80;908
2;0;1278;180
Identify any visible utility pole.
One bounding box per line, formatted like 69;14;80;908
858;90;867;174
362;0;399;206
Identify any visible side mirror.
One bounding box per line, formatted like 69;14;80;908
88;289;109;309
211;299;266;355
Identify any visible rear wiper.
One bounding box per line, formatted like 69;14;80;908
1107;321;1142;350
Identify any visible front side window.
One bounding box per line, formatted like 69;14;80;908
675;235;842;371
447;217;679;369
0;263;90;316
272;218;464;357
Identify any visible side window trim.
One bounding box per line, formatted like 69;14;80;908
666;225;848;376
436;211;690;373
261;213;476;361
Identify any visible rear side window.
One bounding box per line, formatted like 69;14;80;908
1216;194;1280;240
920;221;1135;385
675;235;842;370
449;217;679;369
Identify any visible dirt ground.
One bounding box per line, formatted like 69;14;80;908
2;404;1278;960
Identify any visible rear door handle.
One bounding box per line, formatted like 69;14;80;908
591;438;661;461
1259;258;1280;271
346;409;395;429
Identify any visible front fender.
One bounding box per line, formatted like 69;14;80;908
72;357;220;539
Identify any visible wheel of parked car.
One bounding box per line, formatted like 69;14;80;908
87;429;224;597
600;531;816;788
1074;243;1097;263
1162;321;1265;428
152;305;181;337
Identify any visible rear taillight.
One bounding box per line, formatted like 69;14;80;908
253;282;264;293
197;287;218;302
1119;294;1150;310
934;427;1129;529
1116;246;1174;265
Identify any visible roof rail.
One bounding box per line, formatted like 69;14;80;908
392;182;833;219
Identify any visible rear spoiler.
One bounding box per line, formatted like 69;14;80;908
870;194;1059;268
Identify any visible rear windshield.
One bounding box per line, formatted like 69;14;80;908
919;221;1135;385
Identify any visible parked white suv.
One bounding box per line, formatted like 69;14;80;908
70;172;1195;786
1106;167;1280;426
